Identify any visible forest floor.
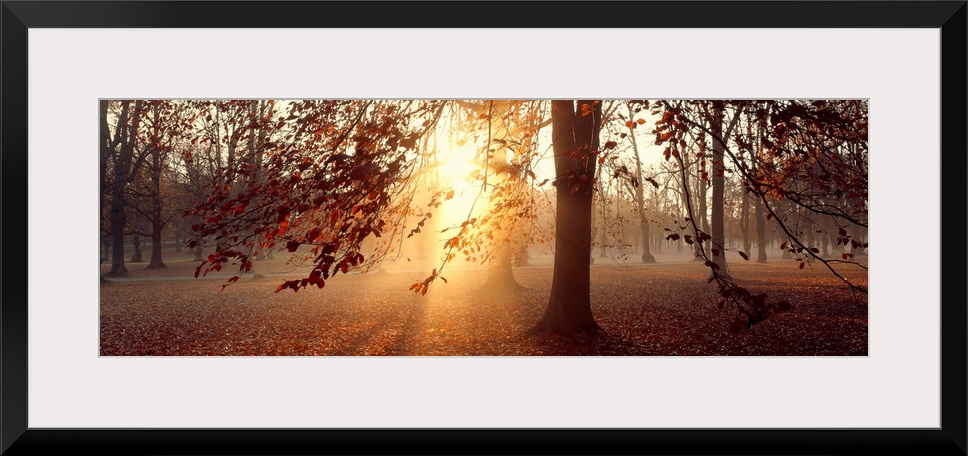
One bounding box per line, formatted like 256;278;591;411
100;250;868;356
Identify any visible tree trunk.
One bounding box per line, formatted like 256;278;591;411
147;134;166;269
481;101;523;290
754;196;768;263
99;100;113;268
483;247;520;290
626;106;655;264
530;100;602;335
108;101;141;276
147;215;166;269
130;234;144;263
513;232;531;267
741;186;751;257
693;170;708;261
640;221;655;263
710;105;728;275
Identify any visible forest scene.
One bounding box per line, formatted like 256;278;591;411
99;99;868;356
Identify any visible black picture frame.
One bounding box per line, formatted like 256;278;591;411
2;1;965;455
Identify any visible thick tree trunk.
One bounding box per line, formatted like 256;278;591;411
108;101;139;276
710;105;728;275
147;216;166;269
530;100;602;335
147;142;166;269
640;221;655;263
483;246;521;290
109;199;128;275
99;100;113;266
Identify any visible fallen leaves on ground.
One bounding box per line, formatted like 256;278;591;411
100;260;867;356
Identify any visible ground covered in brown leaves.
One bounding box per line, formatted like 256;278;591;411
100;256;867;356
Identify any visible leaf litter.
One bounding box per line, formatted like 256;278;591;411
100;260;867;356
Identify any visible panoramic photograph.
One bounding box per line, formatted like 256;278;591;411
99;99;868;356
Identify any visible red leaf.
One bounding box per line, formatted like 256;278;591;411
799;262;805;269
738;251;749;261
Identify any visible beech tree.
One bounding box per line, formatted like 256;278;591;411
654;99;868;330
102;100;147;276
529;100;603;333
174;98;867;335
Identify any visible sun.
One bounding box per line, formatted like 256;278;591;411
437;142;480;193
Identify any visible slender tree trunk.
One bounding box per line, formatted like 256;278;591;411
530;100;602;334
513;230;531;266
627;108;655;263
599;198;608;258
130;234;144;263
481;101;523;290
754;196;768;263
692;169;708;261
710;105;728;275
741;187;751;256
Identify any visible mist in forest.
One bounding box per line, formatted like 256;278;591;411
100;99;868;356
